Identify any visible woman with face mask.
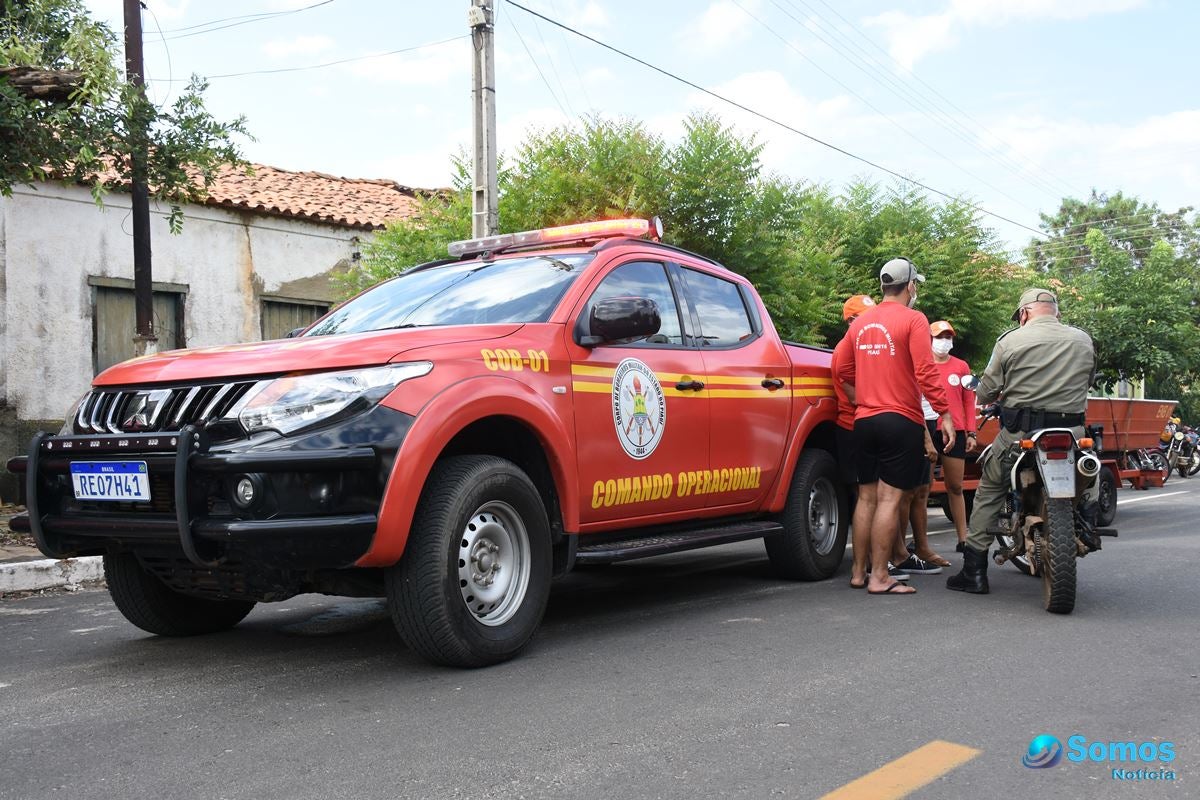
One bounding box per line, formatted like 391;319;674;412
927;320;977;552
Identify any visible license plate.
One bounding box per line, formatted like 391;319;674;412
70;461;151;502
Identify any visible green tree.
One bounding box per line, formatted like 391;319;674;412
353;114;1019;355
1;0;249;230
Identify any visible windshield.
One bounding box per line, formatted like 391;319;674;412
305;254;593;336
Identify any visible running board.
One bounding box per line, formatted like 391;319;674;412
575;520;783;564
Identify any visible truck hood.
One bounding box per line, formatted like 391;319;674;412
94;324;524;386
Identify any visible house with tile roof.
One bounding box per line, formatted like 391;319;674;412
0;164;429;501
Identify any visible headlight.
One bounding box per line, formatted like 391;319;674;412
60;392;91;435
235;362;432;436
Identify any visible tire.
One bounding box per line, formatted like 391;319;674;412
766;450;848;580
103;552;256;636
1149;450;1170;484
1178;463;1188;478
385;455;552;668
993;533;1035;576
1188;453;1200;477
1094;466;1117;528
1041;497;1077;614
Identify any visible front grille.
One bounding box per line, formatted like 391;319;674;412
72;381;257;434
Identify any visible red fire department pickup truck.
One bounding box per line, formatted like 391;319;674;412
10;218;847;667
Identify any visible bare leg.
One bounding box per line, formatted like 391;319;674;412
850;482;875;587
869;481;915;593
910;482;943;562
893;489;914;563
943;456;968;544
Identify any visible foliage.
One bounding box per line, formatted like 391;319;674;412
353;113;1020;357
1;0;249;231
1026;192;1200;415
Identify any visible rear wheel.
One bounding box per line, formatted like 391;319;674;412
1149;450;1170;483
766;450;848;580
1041;497;1077;614
385;455;552;668
103;552;256;636
1094;466;1117;528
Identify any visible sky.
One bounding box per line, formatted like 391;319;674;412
84;0;1200;259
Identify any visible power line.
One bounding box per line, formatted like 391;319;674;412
504;0;1050;240
524;2;577;117
161;1;336;40
771;0;1074;203
502;5;573;119
143;3;173;110
804;0;1082;199
730;0;1041;214
143;35;469;82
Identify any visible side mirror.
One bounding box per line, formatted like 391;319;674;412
961;374;980;391
580;297;661;347
284;327;305;339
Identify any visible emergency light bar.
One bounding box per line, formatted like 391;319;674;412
448;217;663;258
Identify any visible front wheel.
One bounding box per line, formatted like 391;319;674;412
1041;497;1077;614
766;450;848;580
1149;450;1170;483
1188;452;1200;477
385;455;552;668
103;552;256;636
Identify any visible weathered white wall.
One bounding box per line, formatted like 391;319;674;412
0;183;366;421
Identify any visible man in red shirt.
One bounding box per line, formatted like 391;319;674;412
836;259;954;595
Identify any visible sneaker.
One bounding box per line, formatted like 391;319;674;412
955;541;966;553
895;554;943;575
868;563;912;581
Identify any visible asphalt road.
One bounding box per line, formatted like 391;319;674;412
1;481;1197;800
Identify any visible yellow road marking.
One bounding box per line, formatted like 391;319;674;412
818;740;980;800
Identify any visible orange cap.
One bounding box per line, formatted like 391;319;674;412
930;320;956;337
842;294;876;321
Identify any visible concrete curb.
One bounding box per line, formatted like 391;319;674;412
0;556;104;593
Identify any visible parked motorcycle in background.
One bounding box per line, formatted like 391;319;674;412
1175;426;1200;477
979;405;1116;614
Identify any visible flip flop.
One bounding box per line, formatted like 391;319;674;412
849;578;867;589
868;581;916;595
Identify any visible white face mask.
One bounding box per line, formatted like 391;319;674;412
907;287;918;308
932;338;953;356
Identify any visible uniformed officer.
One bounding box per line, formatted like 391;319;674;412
946;288;1096;594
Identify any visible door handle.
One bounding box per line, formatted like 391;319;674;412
762;378;786;390
675;380;705;391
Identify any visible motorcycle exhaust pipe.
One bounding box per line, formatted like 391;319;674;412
1077;452;1102;478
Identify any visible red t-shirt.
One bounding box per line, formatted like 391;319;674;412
836;302;949;425
830;337;854;430
935;356;976;432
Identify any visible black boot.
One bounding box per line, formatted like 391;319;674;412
946;547;990;594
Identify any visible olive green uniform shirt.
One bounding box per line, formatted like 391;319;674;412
976;316;1095;413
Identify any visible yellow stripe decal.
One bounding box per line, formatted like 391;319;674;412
818;740;980;800
571;364;616;378
571;382;612;394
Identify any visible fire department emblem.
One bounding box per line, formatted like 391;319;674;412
612;358;666;460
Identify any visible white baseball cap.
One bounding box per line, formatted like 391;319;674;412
879;258;925;286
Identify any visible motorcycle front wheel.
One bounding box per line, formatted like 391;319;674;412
1041;497;1077;614
1149;450;1170;484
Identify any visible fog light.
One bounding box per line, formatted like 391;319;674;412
233;474;261;509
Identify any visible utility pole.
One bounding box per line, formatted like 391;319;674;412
469;0;498;237
123;0;157;357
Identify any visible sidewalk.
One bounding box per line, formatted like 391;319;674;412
0;507;104;594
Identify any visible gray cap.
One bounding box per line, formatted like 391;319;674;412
879;257;925;286
1012;287;1058;320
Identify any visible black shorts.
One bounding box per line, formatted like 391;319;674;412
927;420;968;460
854;413;926;491
836;425;857;485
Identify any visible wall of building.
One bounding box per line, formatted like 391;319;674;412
0;183;367;502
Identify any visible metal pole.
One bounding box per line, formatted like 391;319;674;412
123;0;157;356
470;0;498;237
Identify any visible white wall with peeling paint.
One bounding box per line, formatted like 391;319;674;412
0;182;365;421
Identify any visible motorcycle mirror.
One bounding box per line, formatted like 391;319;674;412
961;374;980;391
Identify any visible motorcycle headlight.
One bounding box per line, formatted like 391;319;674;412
235;362;432;436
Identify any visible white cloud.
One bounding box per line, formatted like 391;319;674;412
867;0;1148;69
580;1;610;29
681;1;759;51
143;0;191;22
261;35;335;59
